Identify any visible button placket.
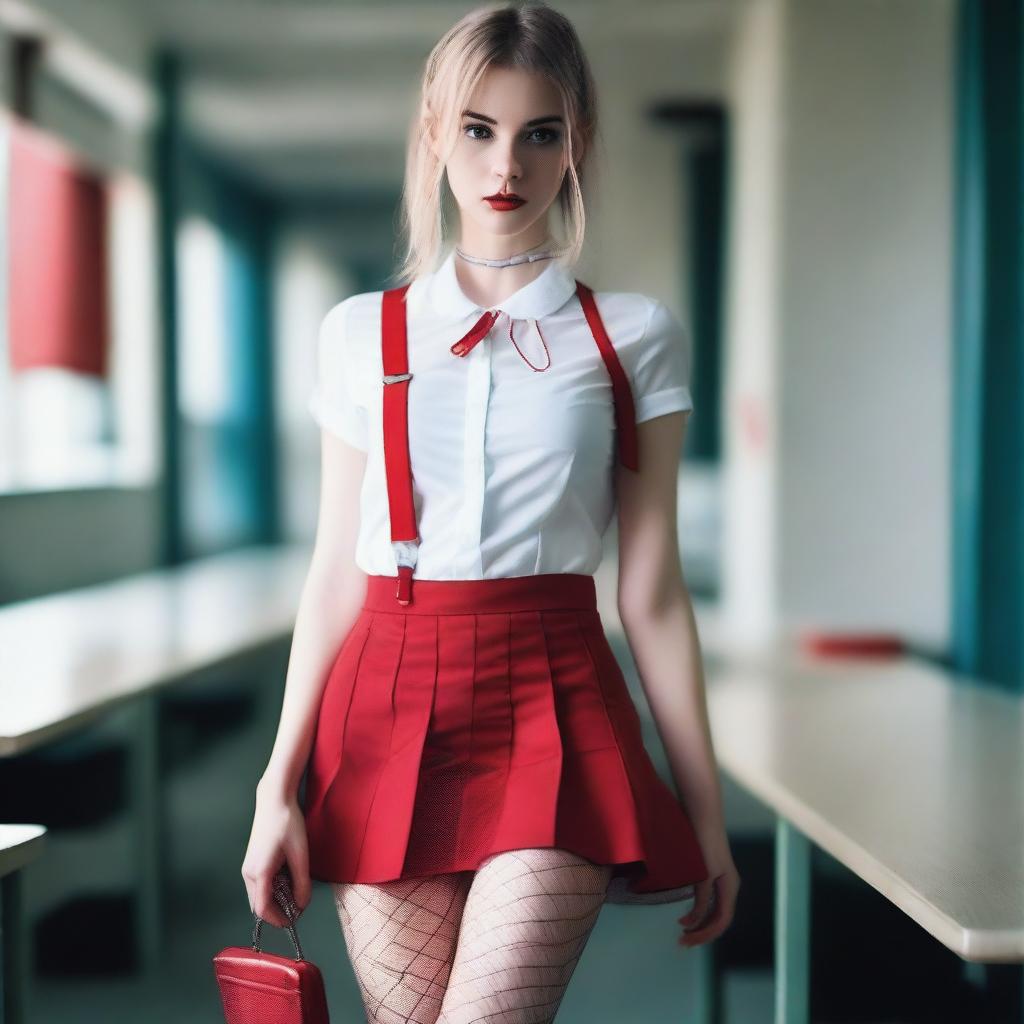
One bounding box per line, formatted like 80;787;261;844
457;326;491;576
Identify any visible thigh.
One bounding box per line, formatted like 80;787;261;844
333;871;474;1024
437;847;613;1024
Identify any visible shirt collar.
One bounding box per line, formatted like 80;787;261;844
416;247;579;321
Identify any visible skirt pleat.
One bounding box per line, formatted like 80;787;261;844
487;611;563;853
303;573;709;906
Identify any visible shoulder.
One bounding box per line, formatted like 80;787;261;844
588;288;654;324
587;290;685;354
317;291;387;368
319;290;384;339
320;277;431;340
314;291;387;398
586;289;692;418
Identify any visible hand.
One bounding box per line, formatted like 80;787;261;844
677;834;740;948
241;785;313;928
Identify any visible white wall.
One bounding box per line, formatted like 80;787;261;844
721;0;787;650
724;0;955;650
583;28;731;322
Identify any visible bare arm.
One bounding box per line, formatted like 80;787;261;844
242;427;367;925
258;429;369;800
614;409;738;945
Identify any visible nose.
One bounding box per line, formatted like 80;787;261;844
492;140;523;188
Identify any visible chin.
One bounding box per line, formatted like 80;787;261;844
468;214;537;237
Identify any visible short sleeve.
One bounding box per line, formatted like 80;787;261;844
307;298;369;451
631;299;694;423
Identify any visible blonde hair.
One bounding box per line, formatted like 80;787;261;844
392;1;600;286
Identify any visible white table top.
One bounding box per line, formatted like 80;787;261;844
0;545;310;756
0;824;47;878
704;642;1024;962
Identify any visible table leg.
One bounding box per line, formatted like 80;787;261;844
128;694;162;972
774;817;810;1024
691;941;719;1024
1;871;27;1024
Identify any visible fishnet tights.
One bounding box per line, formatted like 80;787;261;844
332;847;613;1024
332;870;471;1024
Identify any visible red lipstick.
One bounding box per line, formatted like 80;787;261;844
485;192;525;211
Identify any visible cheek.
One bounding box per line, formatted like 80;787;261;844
533;147;568;187
446;144;473;178
445;147;480;190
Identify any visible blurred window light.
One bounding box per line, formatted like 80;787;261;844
0;112;159;492
177;215;230;424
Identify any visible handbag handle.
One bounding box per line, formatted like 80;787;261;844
251;870;305;961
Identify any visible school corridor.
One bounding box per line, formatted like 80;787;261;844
0;1;1021;1023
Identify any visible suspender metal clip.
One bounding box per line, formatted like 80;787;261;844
383;372;412;385
392;539;419;606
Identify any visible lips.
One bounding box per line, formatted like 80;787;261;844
485;193;525;210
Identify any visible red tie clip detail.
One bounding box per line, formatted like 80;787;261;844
449;309;552;372
450;309;501;356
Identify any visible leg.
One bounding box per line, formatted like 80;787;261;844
437;847;612;1024
333;871;474;1024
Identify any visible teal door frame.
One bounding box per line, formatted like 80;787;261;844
952;0;1024;695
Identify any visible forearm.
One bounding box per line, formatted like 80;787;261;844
257;562;367;801
619;593;725;838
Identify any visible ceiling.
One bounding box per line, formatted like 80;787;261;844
5;0;740;200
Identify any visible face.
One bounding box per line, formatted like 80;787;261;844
442;66;570;249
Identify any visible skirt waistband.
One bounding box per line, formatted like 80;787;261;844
362;573;598;614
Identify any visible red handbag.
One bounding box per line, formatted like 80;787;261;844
213;870;330;1023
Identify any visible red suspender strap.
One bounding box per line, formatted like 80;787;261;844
575;281;640;472
380;280;637;606
381;285;417;605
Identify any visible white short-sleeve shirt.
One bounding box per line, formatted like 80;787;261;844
308;247;693;580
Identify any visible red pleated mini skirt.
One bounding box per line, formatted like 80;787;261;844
301;572;709;905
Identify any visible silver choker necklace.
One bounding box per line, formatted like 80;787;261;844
455;246;558;269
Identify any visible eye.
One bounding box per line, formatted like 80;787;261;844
527;127;560;145
462;123;561;145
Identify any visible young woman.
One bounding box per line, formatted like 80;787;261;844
242;3;739;1020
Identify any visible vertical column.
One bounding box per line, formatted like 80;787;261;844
154;48;184;566
951;0;1024;695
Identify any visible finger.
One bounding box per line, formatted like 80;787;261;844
679;882;710;925
679;894;730;945
678;878;715;926
679;921;725;947
680;903;725;940
255;874;288;928
273;864;300;919
680;911;728;944
678;900;702;926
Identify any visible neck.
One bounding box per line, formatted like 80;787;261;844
453;231;557;309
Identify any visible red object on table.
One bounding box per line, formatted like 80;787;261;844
799;632;905;659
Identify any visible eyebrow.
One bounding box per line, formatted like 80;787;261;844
461;110;563;128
